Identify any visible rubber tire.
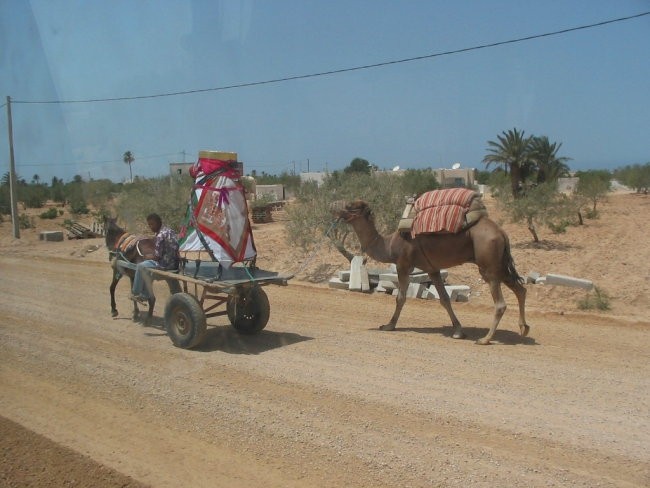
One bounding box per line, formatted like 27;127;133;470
227;286;270;335
164;293;206;349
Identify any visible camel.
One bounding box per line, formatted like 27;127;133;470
332;200;530;345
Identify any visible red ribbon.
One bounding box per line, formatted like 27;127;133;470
189;158;240;179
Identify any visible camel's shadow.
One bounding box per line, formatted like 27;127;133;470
373;325;537;345
195;327;313;354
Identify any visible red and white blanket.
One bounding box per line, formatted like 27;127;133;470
411;188;480;236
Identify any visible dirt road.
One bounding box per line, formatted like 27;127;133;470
1;248;648;487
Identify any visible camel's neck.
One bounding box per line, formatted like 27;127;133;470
349;218;396;264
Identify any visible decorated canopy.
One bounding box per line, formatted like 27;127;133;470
177;151;256;268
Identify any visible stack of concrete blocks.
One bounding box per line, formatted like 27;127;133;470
377;265;471;302
328;259;471;301
328;256;374;292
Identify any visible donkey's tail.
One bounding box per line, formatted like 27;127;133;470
503;236;524;285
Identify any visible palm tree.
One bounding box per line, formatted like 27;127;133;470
123;151;135;183
483;128;533;198
529;136;571;183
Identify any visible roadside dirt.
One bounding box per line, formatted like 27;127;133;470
0;192;648;487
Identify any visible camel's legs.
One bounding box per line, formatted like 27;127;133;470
504;279;529;337
381;266;412;330
429;272;464;339
478;279;507;345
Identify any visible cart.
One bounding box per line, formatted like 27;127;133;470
157;261;291;349
118;149;293;349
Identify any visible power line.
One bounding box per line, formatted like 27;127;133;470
12;11;649;105
16;151;183;167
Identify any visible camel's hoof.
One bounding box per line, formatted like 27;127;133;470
475;338;490;345
520;324;530;337
111;310;118;318
379;324;396;331
452;332;466;340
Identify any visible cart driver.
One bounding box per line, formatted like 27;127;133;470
131;213;180;303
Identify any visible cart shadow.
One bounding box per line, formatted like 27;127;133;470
195;326;313;354
120;317;312;353
379;325;537;345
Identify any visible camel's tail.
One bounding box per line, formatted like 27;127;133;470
503;236;524;285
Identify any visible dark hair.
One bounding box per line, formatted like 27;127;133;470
146;213;162;225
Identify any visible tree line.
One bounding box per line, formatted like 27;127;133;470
1;127;648;247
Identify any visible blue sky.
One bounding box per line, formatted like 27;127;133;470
1;0;648;183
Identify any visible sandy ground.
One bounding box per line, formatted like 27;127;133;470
0;191;648;487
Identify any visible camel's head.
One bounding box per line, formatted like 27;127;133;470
330;200;373;223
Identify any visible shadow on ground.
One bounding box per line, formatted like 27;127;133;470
196;327;313;354
374;325;537;345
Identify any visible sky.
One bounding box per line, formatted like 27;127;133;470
1;0;649;183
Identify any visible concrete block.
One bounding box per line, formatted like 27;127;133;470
545;273;593;290
409;273;432;284
423;285;470;302
423;286;439;300
446;285;471;301
378;273;398;284
338;270;350;282
39;231;64;242
392;283;427;299
526;271;541;284
376;280;396;294
349;256;370;291
378;279;396;291
328;277;349;290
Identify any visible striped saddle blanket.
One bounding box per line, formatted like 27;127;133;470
114;233;144;254
402;188;487;237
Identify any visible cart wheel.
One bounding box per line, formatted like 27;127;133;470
164;293;206;349
227;286;270;334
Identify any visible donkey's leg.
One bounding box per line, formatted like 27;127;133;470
429;272;464;339
129;276;140;321
381;266;412;330
478;279;507;345
504;279;529;337
143;296;156;326
110;276;120;317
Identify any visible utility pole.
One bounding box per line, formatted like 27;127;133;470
6;96;20;238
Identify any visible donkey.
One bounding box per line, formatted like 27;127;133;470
104;217;158;322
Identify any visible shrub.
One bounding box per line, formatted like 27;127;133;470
18;214;34;229
39;207;59;219
577;287;611;311
70;198;89;215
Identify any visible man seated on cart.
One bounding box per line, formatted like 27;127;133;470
130;213;180;303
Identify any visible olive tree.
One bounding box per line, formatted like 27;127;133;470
286;170;438;261
490;173;578;242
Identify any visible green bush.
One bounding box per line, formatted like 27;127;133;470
577;287;611;311
115;176;192;232
70;198;89;215
39;207;59;219
18;214;34;229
